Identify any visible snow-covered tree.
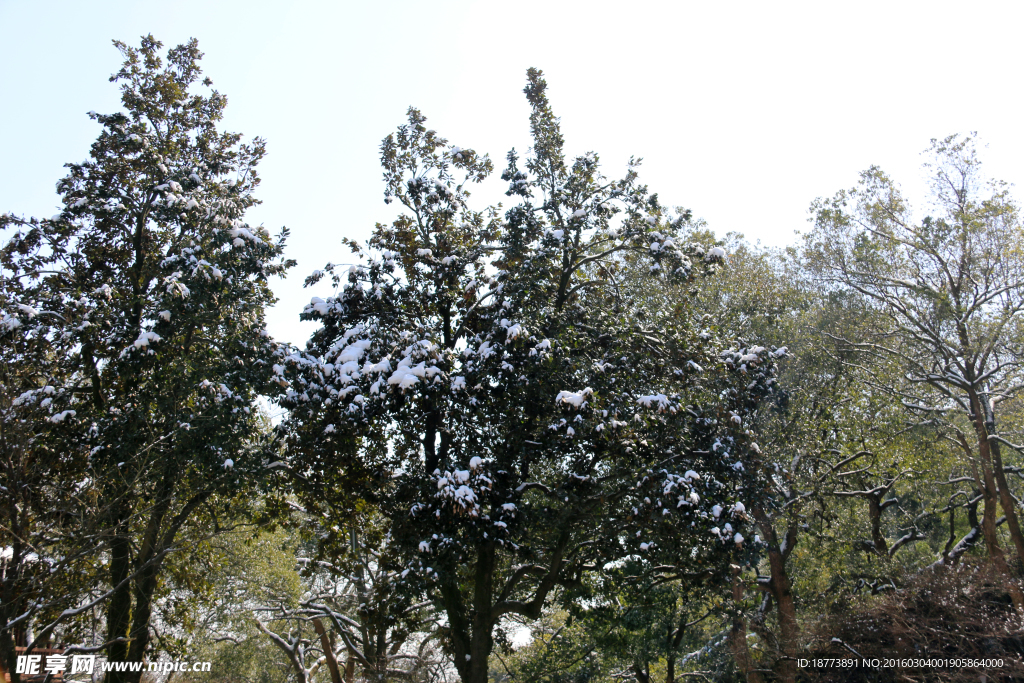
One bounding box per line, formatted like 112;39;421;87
0;247;99;682
0;35;292;681
280;69;783;683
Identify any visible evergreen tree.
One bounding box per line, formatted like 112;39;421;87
0;228;96;683
281;70;783;683
0;35;292;681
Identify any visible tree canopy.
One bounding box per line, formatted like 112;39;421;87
3;36;1023;683
0;34;292;683
278;70;784;683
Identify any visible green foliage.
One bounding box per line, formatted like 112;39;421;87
280;70;783;683
175;525;305;683
0;34;293;677
7;31;1023;683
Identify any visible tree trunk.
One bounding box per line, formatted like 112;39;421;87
941;504;957;564
124;564;162;683
467;541;496;683
105;505;133;683
948;495;981;567
866;493;889;556
1;518;24;683
982;395;1024;568
728;565;764;683
312;619;343;683
955;424;1024;610
441;541;499;683
0;629;18;683
440;575;474;683
664;609;688;683
122;462;180;683
964;390;1024;610
978;465;1022;610
753;513;798;683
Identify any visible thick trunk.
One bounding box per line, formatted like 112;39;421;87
441;576;473;683
467;541;496;683
105;505;133;683
981;396;1024;567
866;494;888;556
122;462;179;683
767;565;798;681
977;468;1021;608
964;391;1024;610
123;566;161;683
754;513;798;683
0;629;18;683
991;437;1024;563
442;541;498;683
985;527;1023;610
373;627;387;681
956;422;1023;608
1;513;23;683
728;566;764;683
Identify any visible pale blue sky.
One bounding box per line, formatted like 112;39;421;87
3;0;1023;347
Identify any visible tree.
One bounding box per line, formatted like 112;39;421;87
174;517;448;683
251;514;445;683
669;238;948;682
0;35;293;680
805;133;1024;607
163;524;303;683
684;239;807;683
280;69;783;683
0;261;99;683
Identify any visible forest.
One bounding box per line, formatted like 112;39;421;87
2;36;1023;683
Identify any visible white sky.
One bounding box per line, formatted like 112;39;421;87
3;0;1023;348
